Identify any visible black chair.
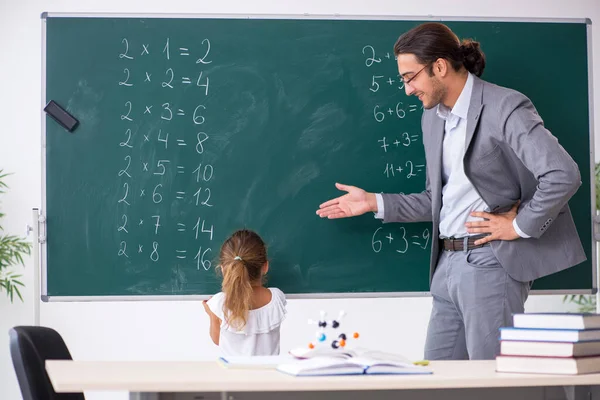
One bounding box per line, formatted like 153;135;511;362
9;326;84;400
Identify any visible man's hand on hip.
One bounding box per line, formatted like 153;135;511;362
465;202;521;245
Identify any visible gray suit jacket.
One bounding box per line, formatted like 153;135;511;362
381;76;586;283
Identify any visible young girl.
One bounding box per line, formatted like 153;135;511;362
202;229;287;356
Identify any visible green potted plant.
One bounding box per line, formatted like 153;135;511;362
563;162;599;313
0;170;31;302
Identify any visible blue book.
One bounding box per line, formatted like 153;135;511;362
500;327;600;342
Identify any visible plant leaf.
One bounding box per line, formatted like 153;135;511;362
0;170;30;302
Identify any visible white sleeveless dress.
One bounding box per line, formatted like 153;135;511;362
206;288;287;356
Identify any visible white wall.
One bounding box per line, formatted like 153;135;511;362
1;1;598;399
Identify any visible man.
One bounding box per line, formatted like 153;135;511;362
316;23;586;360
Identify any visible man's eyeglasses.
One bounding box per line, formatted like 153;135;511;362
399;64;430;86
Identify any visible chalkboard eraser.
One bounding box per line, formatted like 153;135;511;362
41;295;49;302
44;100;79;132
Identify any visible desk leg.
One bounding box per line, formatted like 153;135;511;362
129;393;159;400
130;393;222;400
563;385;592;400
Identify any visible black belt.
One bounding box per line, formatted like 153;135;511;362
441;236;489;252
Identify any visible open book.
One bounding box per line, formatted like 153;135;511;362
217;355;296;369
277;355;433;376
289;346;414;364
217;348;428;373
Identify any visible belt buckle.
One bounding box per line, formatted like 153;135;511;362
449;236;456;251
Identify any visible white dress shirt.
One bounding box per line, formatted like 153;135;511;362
375;73;529;239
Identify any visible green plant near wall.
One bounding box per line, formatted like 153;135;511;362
562;162;600;313
563;294;597;313
0;170;32;302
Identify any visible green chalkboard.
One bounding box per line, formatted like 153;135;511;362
42;15;593;298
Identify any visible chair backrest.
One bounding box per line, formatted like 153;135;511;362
9;326;84;400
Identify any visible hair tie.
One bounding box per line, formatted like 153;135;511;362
234;256;243;261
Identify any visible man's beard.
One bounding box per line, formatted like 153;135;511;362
423;77;446;110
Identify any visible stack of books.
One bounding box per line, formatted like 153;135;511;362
496;313;600;374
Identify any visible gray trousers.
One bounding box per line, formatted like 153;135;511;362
424;245;531;360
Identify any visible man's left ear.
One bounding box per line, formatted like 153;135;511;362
434;58;448;76
262;261;269;275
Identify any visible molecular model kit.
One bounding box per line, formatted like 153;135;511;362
306;310;360;350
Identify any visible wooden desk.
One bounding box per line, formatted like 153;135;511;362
46;360;600;400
